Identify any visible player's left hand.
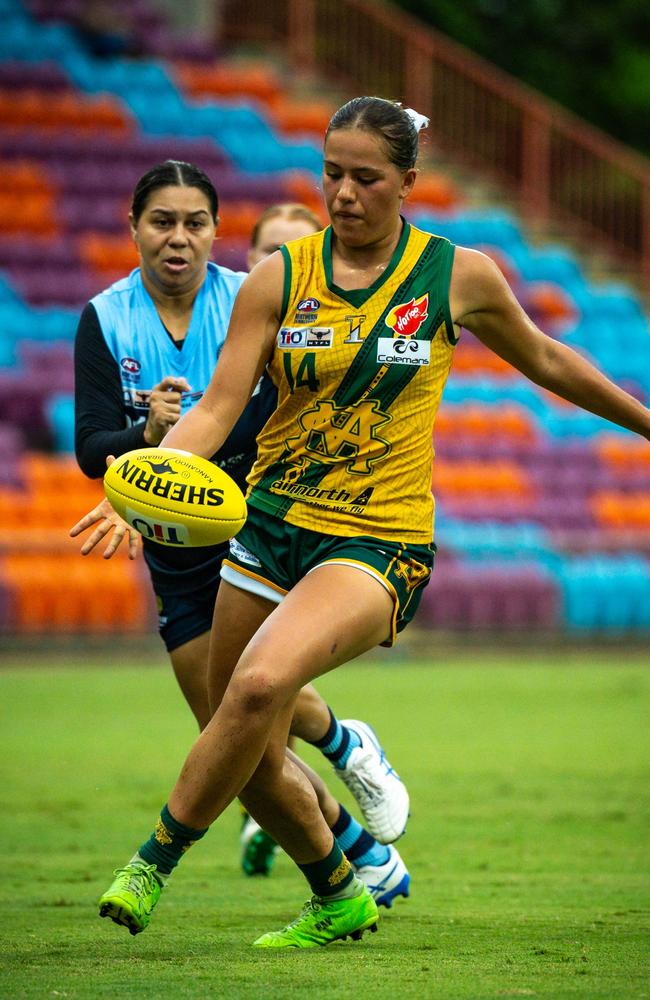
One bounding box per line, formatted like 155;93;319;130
69;455;140;560
69;497;140;560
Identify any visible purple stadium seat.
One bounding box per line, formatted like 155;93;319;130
0;374;52;447
212;240;248;273
17;341;74;376
417;563;559;630
58;195;127;235
439;496;534;523
532;495;594;530
0;422;26;486
144;28;216;63
6;265;102;308
0;60;70;90
214;172;289;203
52;161;141;197
0;235;77;269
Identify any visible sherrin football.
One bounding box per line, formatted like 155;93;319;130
103;448;247;547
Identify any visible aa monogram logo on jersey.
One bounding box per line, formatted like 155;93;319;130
285;398;391;474
394;556;431;593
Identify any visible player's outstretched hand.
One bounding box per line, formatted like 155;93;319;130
69;455;140;560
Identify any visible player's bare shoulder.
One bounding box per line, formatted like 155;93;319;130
450;245;515;328
228;250;285;337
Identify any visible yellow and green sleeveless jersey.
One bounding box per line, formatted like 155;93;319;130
246;221;456;543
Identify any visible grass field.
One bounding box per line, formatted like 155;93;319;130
1;648;649;999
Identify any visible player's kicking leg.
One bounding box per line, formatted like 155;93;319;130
290;689;410;844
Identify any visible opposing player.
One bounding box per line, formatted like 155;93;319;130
81;89;650;949
72;165;411;903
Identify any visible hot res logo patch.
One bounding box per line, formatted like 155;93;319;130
385;294;429;337
378;293;431;366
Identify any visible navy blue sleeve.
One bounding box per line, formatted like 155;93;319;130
74;302;148;479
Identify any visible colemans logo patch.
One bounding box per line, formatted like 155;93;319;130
384;293;429;337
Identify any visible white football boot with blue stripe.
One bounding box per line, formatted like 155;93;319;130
354;844;411;908
336;719;410;844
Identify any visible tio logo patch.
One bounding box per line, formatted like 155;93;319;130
126;508;190;545
277;327;333;348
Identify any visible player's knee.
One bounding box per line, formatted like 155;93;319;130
226;661;289;718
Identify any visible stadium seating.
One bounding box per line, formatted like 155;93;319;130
0;0;649;637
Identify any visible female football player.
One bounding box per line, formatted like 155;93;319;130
90;97;650;948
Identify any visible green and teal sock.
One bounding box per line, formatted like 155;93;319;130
331;805;390;868
297;840;361;900
136;803;208;878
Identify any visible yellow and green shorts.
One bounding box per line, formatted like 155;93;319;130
220;504;435;646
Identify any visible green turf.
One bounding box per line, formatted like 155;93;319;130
1;652;649;999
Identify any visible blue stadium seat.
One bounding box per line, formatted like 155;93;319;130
46;393;75;453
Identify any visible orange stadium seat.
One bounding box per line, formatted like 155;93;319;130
79;233;139;280
432;459;534;498
596;435;650;470
1;552;151;633
0;190;58;235
20;453;102;497
434;403;536;443
0;89;130;133
526;281;578;325
407;171;461;211
174;61;282;105
498;404;537;441
0;160;52;195
47;92;131;132
591;492;650;530
452;341;518;378
270;98;334;137
216;201;267;238
282;172;327;217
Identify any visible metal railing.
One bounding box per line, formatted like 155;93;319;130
221;0;650;281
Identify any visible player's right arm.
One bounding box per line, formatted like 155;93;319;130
74;303;190;473
161;252;283;457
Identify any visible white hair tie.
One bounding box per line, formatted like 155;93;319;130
403;107;430;132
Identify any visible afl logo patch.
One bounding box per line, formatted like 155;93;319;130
121;357;141;380
297;298;320;312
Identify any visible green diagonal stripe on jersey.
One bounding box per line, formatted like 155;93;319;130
334;235;452;412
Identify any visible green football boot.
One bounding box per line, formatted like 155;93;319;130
98;862;162;936
240;815;280;876
252;888;379;948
